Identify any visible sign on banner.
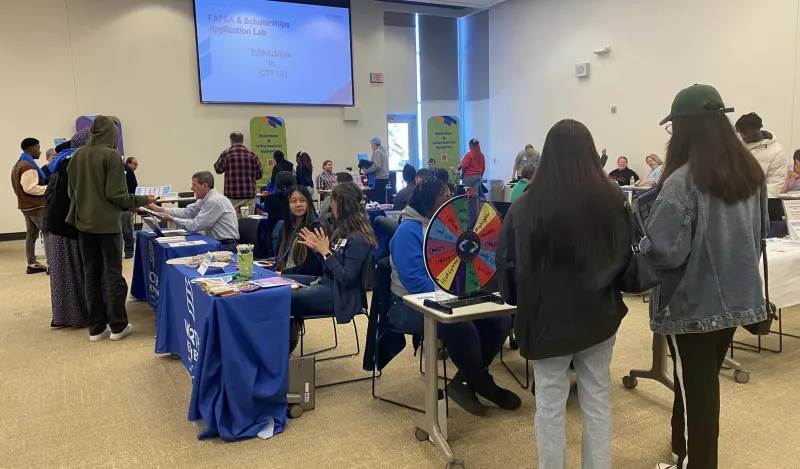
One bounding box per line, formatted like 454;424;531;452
783;199;800;241
250;116;288;186
426;116;460;183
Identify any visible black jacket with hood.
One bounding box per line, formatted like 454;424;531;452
496;189;631;360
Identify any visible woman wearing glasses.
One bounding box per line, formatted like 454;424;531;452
646;85;768;469
634;154;664;188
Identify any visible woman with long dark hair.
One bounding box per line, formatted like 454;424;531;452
646;85;768;469
497;119;631;468
284;182;377;351
276;186;325;276
295;151;314;195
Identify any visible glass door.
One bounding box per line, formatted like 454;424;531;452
387;114;418;190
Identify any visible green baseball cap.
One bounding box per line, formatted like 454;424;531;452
659;84;734;126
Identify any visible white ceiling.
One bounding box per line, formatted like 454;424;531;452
399;0;507;9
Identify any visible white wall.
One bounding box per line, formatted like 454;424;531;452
384;25;417;115
0;0;386;234
487;0;800;179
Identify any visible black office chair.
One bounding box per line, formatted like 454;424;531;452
298;253;374;388
237;217;269;259
365;257;450;413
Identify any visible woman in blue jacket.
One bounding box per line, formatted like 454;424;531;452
388;178;521;416
646;85;768;469
286;182;377;347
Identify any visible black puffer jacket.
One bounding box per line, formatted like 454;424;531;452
496;190;631;360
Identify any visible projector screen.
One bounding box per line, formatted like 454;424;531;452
193;0;354;106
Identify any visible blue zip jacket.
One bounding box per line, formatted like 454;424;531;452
390;207;434;297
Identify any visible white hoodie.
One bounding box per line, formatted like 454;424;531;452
745;131;788;198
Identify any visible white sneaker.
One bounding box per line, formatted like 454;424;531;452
110;324;133;341
89;326;111;342
656;464;677;469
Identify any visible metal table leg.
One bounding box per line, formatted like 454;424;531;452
414;315;463;468
623;333;674;392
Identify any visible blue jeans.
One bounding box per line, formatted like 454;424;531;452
121;211;134;256
532;334;616;469
283;274;334;320
388;294;511;397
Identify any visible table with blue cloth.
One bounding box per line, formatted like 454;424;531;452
155;263;291;441
130;231;221;308
367;209;389;260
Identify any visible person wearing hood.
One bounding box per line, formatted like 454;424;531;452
736;112;788;220
363;137;389;204
459;138;486;197
67;116;155;342
44;128;95;330
269;150;294;189
388;178;521;416
11;137;49;274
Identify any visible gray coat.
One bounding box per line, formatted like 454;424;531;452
364;146;390;179
641;164;769;335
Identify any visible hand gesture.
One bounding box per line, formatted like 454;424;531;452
146;195;157;204
160;213;174;222
298;227;331;257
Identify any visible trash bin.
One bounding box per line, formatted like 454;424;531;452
490;179;505;203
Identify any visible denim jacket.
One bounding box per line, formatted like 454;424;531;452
640;164;769;335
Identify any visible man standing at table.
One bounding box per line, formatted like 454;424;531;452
511;144;540;181
316;159;335;196
67;116;154;342
122;157;139;259
363;137;389;203
12;137;49;274
213;131;263;217
148;171;239;252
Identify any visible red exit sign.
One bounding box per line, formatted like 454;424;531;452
370;72;384;83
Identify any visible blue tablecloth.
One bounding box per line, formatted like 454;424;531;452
155;263;290;441
367;209;389;260
130;231;221;308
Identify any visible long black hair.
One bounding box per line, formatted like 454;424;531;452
662;115;764;203
330;182;378;247
524;119;625;271
277;186;319;269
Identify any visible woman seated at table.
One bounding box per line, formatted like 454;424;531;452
608;156;639;186
785;150;800;193
284;182;378;350
388;178;521;416
276;186;325;276
634;154;664;188
510;162;535;203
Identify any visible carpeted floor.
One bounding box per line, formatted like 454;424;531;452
0;238;798;468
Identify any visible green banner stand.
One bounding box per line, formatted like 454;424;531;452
426;116;460;182
250;116;287;186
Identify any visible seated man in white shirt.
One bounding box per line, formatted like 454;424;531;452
147;171;240;252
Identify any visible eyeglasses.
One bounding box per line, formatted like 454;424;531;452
664;123;673;135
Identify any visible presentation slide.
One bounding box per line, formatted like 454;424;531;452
194;0;354;106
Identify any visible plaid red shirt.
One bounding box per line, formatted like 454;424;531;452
213;144;263;199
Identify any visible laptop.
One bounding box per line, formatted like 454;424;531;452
142;217;187;237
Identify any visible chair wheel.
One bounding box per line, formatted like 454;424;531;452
733;370;750;384
288;404;303;418
622;375;638;389
446;460;465;469
509;338;519;350
414;428;428;441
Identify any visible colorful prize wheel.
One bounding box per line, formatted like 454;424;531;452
423;195;501;297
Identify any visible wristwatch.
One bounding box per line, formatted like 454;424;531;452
324;252;333;261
